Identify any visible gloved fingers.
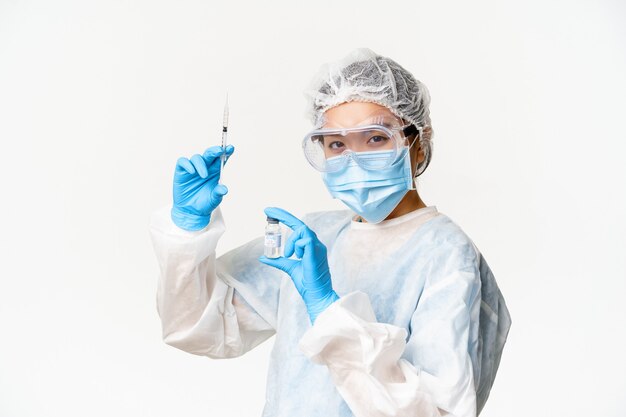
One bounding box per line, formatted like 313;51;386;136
264;207;306;231
190;154;209;179
223;144;235;166
175;157;195;175
202;145;224;158
213;184;228;195
202;145;231;165
203;145;231;174
205;154;224;175
208;184;228;208
258;256;299;275
284;225;308;258
294;237;313;259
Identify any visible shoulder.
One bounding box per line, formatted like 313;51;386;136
418;212;482;268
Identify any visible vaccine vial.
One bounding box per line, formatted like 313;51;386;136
264;217;282;258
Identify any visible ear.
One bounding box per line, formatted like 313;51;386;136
416;125;433;167
409;133;425;165
416;143;425;165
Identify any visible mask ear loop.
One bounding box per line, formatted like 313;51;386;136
406;126;423;191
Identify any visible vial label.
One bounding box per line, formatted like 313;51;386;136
264;231;282;258
264;234;281;248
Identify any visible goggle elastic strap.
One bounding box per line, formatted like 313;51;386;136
407;125;426;180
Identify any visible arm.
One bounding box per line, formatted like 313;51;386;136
150;205;280;358
298;244;483;417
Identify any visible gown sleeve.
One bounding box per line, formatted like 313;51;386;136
298;242;484;417
149;205;283;359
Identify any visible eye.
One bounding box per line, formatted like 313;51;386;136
368;135;389;145
328;140;345;150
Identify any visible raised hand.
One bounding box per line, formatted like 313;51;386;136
171;145;234;231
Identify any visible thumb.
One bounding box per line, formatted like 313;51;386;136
209;184;228;208
258;256;298;275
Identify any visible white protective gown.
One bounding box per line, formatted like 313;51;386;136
149;205;511;417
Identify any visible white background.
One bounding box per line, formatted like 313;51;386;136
1;0;625;416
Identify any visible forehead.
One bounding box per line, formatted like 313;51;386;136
322;101;400;128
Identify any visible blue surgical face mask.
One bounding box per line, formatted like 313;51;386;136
322;147;414;223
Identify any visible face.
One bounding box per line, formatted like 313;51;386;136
322;101;425;174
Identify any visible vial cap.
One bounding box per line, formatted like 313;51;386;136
266;216;279;224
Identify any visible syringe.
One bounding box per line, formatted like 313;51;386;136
219;93;229;185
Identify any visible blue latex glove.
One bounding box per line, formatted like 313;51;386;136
171;145;235;231
259;207;340;324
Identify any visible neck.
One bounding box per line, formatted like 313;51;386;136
386;189;426;220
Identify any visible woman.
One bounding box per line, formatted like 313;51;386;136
150;48;511;417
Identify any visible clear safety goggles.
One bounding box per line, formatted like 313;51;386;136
302;122;420;172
